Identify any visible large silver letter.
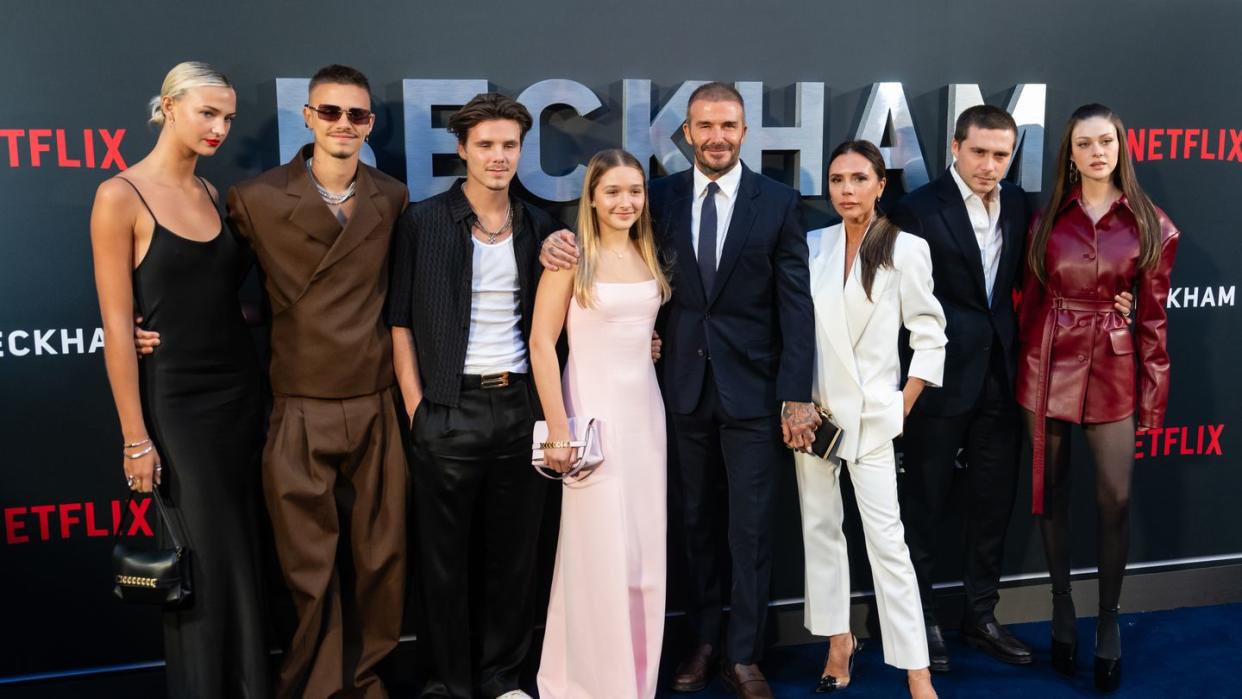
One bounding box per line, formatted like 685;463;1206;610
946;83;1046;191
515;79;604;202
403;79;488;201
276;78;375;167
738;82;825;195
622;80;706;176
854;82;928;190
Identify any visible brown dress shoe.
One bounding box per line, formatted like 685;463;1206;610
721;662;775;699
671;643;715;692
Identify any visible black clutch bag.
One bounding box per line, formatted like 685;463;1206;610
111;488;193;609
809;403;843;459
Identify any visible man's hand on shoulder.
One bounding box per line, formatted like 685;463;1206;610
540;230;579;271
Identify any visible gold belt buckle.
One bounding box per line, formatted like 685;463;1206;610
480;371;510;389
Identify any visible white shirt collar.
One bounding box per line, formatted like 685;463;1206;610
693;160;743;201
949;161;1001;203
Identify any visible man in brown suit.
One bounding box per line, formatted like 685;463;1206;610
229;65;408;698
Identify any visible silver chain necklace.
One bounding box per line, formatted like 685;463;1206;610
306;157;357;205
471;203;512;244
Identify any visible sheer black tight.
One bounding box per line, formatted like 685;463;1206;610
1024;411;1135;660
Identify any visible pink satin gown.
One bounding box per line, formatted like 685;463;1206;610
537;279;667;699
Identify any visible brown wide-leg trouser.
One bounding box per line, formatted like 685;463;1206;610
263;389;408;699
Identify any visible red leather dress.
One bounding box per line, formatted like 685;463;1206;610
1015;187;1179;514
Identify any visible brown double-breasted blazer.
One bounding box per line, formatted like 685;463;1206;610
227;144;409;399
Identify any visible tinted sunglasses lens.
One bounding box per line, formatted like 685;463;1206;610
313;105;344;121
345;109;372;125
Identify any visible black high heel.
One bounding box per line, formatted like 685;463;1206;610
816;634;861;693
1050;588;1078;677
1094;655;1121;692
1094;604;1122;692
1051;637;1077;677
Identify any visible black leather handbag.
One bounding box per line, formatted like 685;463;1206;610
111;488;193;609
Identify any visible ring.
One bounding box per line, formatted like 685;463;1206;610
126;474;134;487
156;464;163;472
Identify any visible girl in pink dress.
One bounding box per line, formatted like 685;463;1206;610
530;149;672;698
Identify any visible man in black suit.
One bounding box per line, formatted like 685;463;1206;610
889;106;1130;672
541;82;817;699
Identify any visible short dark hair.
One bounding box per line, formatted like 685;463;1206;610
448;93;534;145
953;105;1018;143
687;81;745;113
309;64;371;94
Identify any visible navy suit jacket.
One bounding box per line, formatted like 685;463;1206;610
888;168;1030;417
650;164;814;419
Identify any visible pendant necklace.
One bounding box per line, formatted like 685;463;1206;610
472;203;512;244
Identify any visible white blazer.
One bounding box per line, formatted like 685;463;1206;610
807;223;947;462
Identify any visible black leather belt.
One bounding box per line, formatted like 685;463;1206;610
461;371;527;389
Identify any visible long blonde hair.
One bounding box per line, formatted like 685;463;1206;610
573;149;672;307
148;62;232;128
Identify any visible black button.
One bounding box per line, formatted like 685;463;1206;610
697;349;705;357
705;312;712;319
983;344;991;353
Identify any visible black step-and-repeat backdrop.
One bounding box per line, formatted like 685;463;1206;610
3;0;1239;681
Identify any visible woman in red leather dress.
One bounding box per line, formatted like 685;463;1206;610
1016;103;1178;693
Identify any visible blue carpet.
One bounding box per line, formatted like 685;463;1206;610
656;603;1242;698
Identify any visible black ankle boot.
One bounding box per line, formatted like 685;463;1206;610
1050;588;1077;677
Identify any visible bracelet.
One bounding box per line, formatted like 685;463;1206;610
539;440;573;449
125;445;154;460
123;438;151;449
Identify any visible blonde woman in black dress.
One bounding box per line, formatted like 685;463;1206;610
90;62;268;697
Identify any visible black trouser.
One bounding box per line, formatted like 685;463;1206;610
409;375;545;699
898;347;1020;627
670;366;787;665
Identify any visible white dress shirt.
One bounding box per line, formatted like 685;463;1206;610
690;161;743;267
950;162;1003;304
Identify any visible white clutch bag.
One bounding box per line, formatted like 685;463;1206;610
532;417;604;482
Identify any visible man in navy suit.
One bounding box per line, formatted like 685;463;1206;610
541;82;817;699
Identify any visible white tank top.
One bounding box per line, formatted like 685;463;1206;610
463;236;529;374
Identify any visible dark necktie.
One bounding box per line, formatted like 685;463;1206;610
698;181;720;294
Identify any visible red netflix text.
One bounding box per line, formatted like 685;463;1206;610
1127;128;1242;163
1134;424;1224;459
4;498;153;544
0;128;127;169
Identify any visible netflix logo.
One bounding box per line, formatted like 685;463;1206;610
1127;128;1242;163
0;128;127;169
4;498;154;545
1135;424;1224;460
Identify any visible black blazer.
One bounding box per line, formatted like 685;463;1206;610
386;179;558;408
888;168;1030;417
650;164;814;420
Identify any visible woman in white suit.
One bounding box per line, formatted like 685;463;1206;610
794;140;945;699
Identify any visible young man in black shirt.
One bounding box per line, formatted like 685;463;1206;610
386;92;562;699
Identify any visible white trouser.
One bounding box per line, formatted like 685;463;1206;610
794;441;929;669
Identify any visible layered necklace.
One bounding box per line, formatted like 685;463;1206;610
306;157;357;205
471;203;512;244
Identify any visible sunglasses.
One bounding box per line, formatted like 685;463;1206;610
305;103;373;125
